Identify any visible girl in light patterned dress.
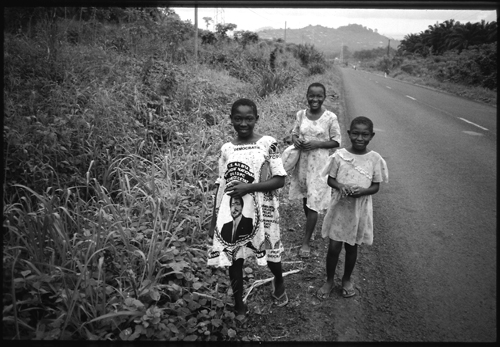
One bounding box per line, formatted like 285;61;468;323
289;82;341;258
208;99;289;317
317;116;388;299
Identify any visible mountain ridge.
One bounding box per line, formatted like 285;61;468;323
257;23;401;56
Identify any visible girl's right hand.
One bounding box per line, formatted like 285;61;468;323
293;137;304;149
338;184;352;198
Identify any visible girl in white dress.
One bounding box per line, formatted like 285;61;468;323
208;99;289;316
317;116;388;299
289;82;342;257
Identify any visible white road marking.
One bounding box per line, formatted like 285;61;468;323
406;95;416;100
458;117;488;131
463;131;484;136
386;86;391;89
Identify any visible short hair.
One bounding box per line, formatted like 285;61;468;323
306;82;326;96
350;116;374;133
230;98;258;117
230;194;244;207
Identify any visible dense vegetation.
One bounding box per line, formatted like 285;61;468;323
398;19;497;56
3;7;329;341
350;19;497;104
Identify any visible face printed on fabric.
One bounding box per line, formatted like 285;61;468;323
231;105;258;139
347;123;374;153
307;86;326;112
230;196;243;219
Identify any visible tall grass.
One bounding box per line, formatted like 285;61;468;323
3;12;331;341
3;132;230;340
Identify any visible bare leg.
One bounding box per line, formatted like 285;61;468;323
267;261;285;297
317;239;343;298
302;198;309;217
342;243;358;292
301;199;318;252
228;258;246;315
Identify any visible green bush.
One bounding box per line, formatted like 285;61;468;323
295;43;326;67
2;9;319;341
308;63;326;75
257;68;297;97
400;63;418;75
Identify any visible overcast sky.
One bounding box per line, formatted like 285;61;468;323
170;7;497;40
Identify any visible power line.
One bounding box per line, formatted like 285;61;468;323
245;8;273;22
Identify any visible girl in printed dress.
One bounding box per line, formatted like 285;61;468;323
208;99;288;316
317;116;388;299
289;82;342;258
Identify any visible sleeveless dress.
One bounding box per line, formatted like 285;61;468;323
320;148;389;245
207;136;287;267
288;109;342;213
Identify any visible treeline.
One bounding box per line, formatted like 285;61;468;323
352;46;398;61
4;7;167;30
350;18;497;92
398;19;497;56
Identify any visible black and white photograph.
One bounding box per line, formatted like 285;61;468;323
3;1;496;342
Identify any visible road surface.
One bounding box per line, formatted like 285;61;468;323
336;67;496;342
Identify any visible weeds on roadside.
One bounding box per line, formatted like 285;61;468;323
3;138;241;340
2;12;332;341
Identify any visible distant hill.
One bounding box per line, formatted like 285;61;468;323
257;24;400;56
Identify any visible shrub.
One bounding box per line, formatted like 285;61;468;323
2;10;315;341
400;63;418;75
257;68;297;98
308;63;326;75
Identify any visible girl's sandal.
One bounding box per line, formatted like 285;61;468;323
342;284;356;298
271;279;289;307
272;291;289;307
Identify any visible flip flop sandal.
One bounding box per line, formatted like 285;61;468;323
342;285;356;298
272;291;289;307
270;279;289;307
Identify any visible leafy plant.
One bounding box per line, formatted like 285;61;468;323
2;7;327;341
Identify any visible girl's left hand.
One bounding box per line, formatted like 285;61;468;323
301;140;319;151
349;185;363;197
225;181;251;197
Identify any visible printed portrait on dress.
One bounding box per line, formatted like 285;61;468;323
216;161;259;247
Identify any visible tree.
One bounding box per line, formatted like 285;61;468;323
201;31;217;45
398;19;497;57
215;23;237;39
202;16;213;30
233;30;259;48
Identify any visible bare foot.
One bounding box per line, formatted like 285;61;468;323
235;303;248;316
316;280;335;299
299;244;311;258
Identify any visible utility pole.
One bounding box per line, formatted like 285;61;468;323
194;6;198;65
387;39;390;56
340;42;343;65
284;21;287;42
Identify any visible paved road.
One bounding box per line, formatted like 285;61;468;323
338;67;496;342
